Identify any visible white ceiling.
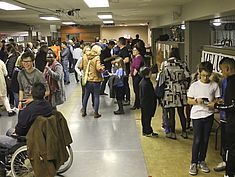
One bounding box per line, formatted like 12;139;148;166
0;0;193;26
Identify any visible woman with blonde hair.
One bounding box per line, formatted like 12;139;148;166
80;45;105;118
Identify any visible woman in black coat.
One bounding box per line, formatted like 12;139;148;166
5;44;18;106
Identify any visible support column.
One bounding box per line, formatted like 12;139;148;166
28;28;33;42
151;28;164;65
184;20;211;72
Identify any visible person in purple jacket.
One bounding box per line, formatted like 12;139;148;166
130;46;144;110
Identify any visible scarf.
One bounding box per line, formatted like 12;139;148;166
44;60;59;102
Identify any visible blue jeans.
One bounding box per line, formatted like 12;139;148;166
162;108;169;133
82;82;101;113
62;60;70;83
13;92;19;108
191;114;214;163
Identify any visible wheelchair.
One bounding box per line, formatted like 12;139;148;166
0;135;73;177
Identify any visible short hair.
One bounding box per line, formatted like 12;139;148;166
198;61;213;73
62;41;67;46
75;42;80;48
47;49;56;58
169;47;180;60
114;57;125;69
108;40;115;46
136;34;139;39
118;37;126;46
31;82;46;100
9;38;14;43
219;57;235;70
140;66;151;77
21;51;35;61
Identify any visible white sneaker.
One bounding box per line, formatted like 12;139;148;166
214;161;226;172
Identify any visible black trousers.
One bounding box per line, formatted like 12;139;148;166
191;115;214;163
166;107;186;133
123;75;130;101
100;76;109;94
74;59;79;82
141;108;153;134
69;57;74;72
7;88;14;106
225;131;235;176
132;75;141;107
221;121;226;162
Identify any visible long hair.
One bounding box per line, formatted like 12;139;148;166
6;44;16;54
115;57;125;70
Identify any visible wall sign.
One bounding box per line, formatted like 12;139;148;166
201;50;235;73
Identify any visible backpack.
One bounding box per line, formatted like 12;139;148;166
155;79;165;99
155;71;165;99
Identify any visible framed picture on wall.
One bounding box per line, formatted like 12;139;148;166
66;33;80;42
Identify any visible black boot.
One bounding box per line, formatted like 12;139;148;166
114;100;124;114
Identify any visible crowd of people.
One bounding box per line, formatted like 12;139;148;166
0;34;235;177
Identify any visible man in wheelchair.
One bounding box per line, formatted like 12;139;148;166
0;83;73;177
14;82;53;136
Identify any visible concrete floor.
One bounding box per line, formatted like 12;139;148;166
0;74;224;177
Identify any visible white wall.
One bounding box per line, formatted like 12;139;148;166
100;26;149;46
150;0;235;28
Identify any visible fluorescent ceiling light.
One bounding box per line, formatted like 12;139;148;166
39;14;60;21
97;12;112;19
62;22;76;25
84;0;109;8
103;20;114;24
0;1;25;10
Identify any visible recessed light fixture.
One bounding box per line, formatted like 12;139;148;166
212;19;221;26
103;20;114;24
84;0;109;8
181;24;186;30
62;22;76;25
97;12;113;19
0;1;25;10
39;14;60;21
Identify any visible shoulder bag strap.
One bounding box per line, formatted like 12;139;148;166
84;60;91;82
22;70;33;86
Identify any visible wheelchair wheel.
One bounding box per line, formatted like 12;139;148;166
57;145;73;174
10;145;73;176
10;145;33;177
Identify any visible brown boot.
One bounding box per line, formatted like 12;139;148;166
94;112;101;118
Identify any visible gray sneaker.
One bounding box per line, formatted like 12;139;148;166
199;161;210;173
189;163;198;175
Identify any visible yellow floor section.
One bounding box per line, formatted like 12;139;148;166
135;106;224;177
60;80;224;177
58;86;82;118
